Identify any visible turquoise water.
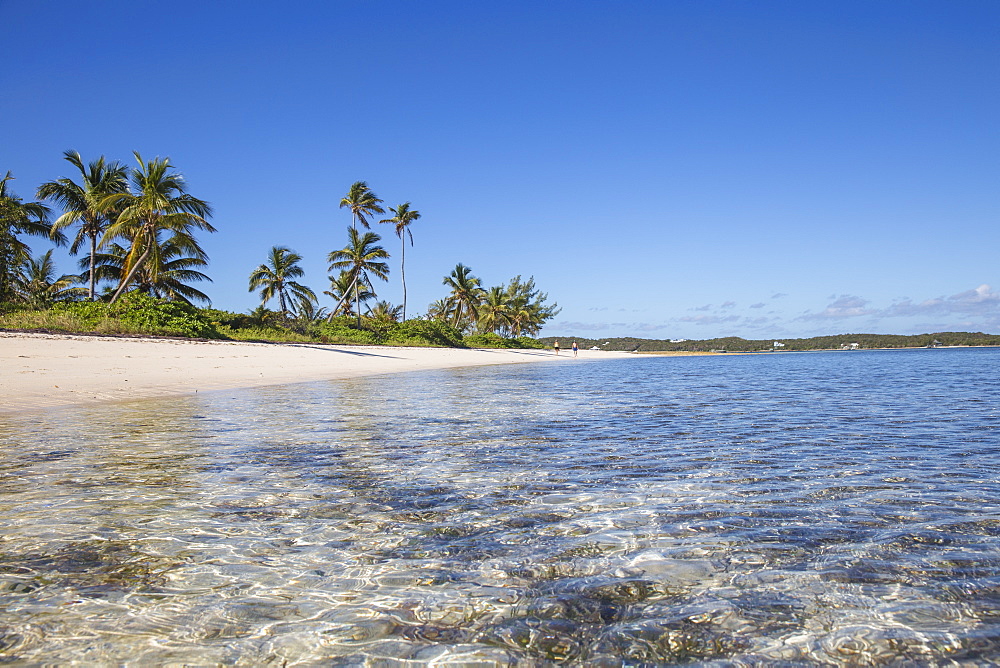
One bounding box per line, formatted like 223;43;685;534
1;348;999;665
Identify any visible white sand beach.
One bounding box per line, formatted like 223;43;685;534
0;332;633;413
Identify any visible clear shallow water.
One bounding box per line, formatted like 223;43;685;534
1;348;999;666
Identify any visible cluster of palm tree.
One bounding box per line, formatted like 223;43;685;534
430;264;560;336
0;151;215;307
250;181;421;328
16;250;86;307
4;159;563;340
1;171;62;304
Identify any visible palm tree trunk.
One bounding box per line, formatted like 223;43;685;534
354;271;362;328
110;247;151;303
88;233;97;301
401;240;407;321
328;272;359;322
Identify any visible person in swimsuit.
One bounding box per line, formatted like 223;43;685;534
572;341;578;357
554;340;560;355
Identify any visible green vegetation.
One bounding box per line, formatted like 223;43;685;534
2;157;558;349
197;306;538;348
6;152;998;355
0;292;222;339
538;332;1000;352
6;153;214;307
433;265;559;337
327;227;390;327
37;151;129;301
102;153;215;304
1;171;60;303
379;202;420;320
17;250;85;308
0;297;544;348
464;332;546;349
248;246;317;317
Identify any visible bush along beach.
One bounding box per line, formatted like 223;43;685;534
1;160;558;348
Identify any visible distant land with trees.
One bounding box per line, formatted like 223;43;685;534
538;332;1000;353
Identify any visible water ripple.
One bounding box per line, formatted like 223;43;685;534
1;347;999;664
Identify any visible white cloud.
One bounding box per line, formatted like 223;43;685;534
552;285;1000;338
633;322;672;332
677;314;742;325
799;295;875;320
884;284;1000;318
553;321;611;331
550;321;672;333
948;284;1000;310
796;284;1000;329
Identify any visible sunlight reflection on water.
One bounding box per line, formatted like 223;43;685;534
1;348;1000;664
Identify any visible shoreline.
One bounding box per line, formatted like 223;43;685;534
0;332;636;414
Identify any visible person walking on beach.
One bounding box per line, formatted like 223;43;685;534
572;341;578;357
554;340;560;355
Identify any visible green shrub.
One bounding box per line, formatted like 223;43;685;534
385;319;466;347
50;300;108;329
2;293;222;339
358;318;395;341
0;302;31;316
215;324;314;343
515;336;545;349
464;332;515;348
103;292;222;338
463;332;545;349
200;308;250;328
0;306;98;332
312;321;382;345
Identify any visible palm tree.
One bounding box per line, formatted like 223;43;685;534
339;181;385;231
19;250;84;307
368;300;403;323
380;202;420;320
324;269;374;317
327;227;389;327
505;275;560;336
293;297;327;322
427;298;454;322
246;305;279;328
90;232;213;304
478;285;513;335
248;246;316;317
288;296;327;334
101;153;215;303
36;151;128;300
0;171;58;303
442;263;485;332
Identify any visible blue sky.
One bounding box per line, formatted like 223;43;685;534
3;0;998;339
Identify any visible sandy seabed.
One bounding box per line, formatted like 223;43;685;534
0;332;633;414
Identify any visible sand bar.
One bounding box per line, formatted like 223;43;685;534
0;332;635;414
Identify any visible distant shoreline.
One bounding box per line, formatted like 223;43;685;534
642;345;1000;355
540;332;1000;353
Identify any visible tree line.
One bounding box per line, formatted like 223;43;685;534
540;332;1000;352
247;180;559;338
1;151;213;306
0;154;559;345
